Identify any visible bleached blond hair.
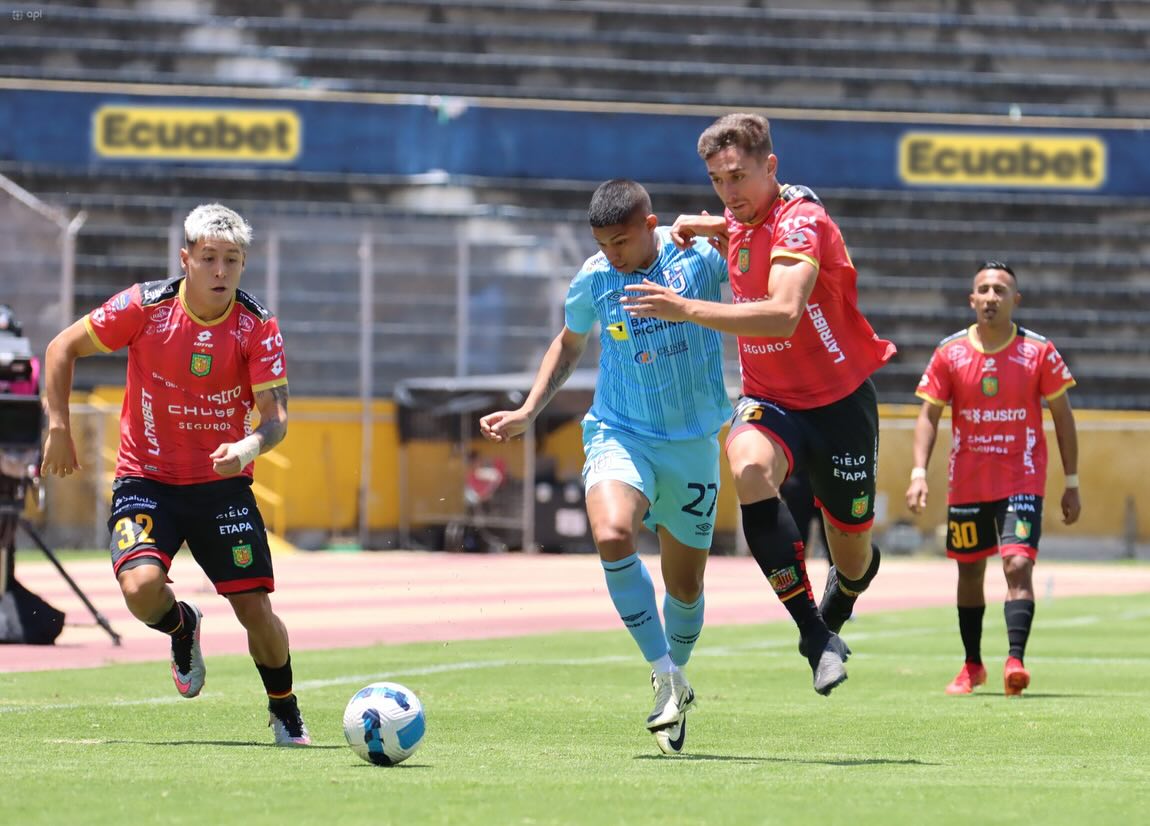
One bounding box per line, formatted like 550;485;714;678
184;203;253;249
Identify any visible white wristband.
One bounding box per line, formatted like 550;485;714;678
1064;474;1079;489
233;434;262;469
910;467;927;481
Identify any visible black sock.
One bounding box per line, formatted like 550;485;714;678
957;605;985;665
257;655;295;702
742;498;827;657
1004;599;1035;661
147;600;196;638
822;544;882;633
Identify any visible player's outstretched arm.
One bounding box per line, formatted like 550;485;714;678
1047;392;1081;524
211;384;288;477
906;401;943;513
480;327;588;443
40;319;102;478
622;257;816;337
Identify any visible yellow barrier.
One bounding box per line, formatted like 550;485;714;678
251;450;290;538
63;391;1148;544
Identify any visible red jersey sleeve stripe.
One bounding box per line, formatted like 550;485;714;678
1044;380;1077;401
769;250;819;270
252;377;288;393
82;315;114;353
915;390;947;407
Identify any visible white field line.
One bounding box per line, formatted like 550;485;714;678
4;611;1150;715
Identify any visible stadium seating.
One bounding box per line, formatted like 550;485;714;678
3;1;1148;407
6;156;1146;408
6;1;1150;116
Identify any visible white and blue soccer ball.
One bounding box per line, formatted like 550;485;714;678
342;681;426;766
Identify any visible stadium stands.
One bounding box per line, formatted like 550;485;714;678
6;1;1150;116
2;1;1148;407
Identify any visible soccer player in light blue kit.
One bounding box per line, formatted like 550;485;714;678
480;179;730;755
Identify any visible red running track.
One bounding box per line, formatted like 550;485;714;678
3;551;1149;673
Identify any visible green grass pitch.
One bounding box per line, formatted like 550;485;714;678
3;593;1149;826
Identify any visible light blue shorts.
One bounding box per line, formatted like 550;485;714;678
581;422;721;550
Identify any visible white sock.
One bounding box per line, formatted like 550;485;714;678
650;653;675;674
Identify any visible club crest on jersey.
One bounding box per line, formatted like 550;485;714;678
981;376;999;396
232;543;253;568
851;495;870;518
190;353;213;377
663;264;687;293
737;247;751;273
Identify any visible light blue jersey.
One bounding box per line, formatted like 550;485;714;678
565;227;731;442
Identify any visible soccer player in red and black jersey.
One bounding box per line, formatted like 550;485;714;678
907;261;1081;697
622;113;895;695
40;204;309;744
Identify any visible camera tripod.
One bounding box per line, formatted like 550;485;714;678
1;491;122;646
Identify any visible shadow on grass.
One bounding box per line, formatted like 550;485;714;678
959;693;1097;700
105;739;344;749
635;754;938;765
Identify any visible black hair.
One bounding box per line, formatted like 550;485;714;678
587;179;652;228
976;260;1018;288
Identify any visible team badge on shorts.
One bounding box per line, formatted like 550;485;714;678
1015;519;1032;540
981;376;999;396
737;247;751;273
232;543;253;568
190;352;213;377
851;495;870;518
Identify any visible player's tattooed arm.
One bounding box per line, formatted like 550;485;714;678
542;354;576;406
253;383;290;451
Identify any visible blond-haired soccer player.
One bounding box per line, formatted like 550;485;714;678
41;204;309;744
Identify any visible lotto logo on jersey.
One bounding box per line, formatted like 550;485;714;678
981;376;999;396
606;322;630;341
782;230;809;249
190;353;213;377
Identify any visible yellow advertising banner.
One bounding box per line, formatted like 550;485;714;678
93;106;301;161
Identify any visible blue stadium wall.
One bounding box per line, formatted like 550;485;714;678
1;82;1146;194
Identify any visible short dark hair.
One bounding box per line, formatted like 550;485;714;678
588;179;652;228
697;113;773;161
976;260;1018;288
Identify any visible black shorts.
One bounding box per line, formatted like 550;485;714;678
946;494;1043;562
108;476;275;594
727;378;879;533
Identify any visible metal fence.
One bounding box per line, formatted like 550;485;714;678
167;212;590;397
0;173;84;366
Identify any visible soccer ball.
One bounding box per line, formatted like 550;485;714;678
342;681;426;766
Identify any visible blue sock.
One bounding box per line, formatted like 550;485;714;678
664;592;704;668
601;553;669;663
